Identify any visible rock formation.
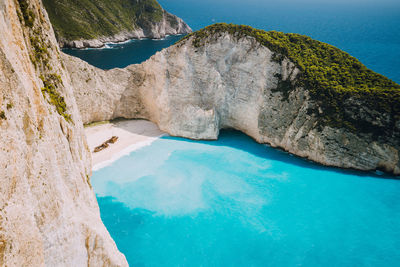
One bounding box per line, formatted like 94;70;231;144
58;11;192;49
65;25;400;175
0;0;127;265
0;0;398;263
43;0;192;49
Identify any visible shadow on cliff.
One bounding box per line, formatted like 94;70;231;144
112;118;163;138
161;129;399;180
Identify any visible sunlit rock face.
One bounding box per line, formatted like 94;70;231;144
66;31;399;175
0;0;127;265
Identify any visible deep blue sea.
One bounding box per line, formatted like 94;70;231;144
93;131;400;266
63;35;182;70
78;1;400;266
64;0;400;83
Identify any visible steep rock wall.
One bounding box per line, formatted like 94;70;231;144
65;32;400;175
139;11;192;39
0;0;127;265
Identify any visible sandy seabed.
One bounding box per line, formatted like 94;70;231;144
84;119;165;171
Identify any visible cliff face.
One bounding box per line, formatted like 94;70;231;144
0;0;127;265
138;10;192;39
43;0;192;48
65;29;400;175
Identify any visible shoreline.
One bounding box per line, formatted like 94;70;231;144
83;121;399;177
61;34;184;51
59;33;188;50
84;120;166;171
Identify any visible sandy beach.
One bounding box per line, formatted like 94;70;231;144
84;119;165;170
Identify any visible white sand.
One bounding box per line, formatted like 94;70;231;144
84;119;165;171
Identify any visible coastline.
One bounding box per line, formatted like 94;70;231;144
58;23;191;49
59;34;149;49
84;119;166;171
55;11;192;49
62;34;184;51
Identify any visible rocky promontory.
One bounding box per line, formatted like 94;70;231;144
65;24;400;175
43;0;192;48
1;0;399;263
0;0;127;265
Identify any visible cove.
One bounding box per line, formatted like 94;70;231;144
62;35;183;69
63;0;400;83
92;130;400;266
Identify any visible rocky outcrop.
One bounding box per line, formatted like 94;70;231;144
59;10;192;49
0;0;127;265
65;30;400;175
139;11;192;39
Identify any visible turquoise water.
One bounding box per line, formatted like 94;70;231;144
74;1;400;264
93;131;400;266
63;0;400;83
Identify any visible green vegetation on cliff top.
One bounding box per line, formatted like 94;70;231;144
42;0;164;41
181;23;400;133
17;0;72;122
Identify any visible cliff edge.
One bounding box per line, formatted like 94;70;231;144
65;24;400;175
0;0;127;265
42;0;192;48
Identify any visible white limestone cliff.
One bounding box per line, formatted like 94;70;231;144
0;0;127;265
65;32;400;175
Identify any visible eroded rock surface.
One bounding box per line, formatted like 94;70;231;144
66;31;400;175
0;0;127;265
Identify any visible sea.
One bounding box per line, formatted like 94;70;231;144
68;1;400;266
63;0;400;83
94;131;400;266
